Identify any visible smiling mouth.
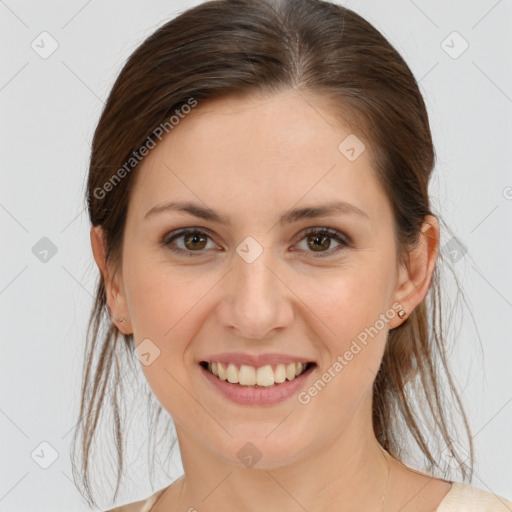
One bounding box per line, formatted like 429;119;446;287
199;361;316;388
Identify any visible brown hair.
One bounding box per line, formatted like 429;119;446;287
72;0;475;507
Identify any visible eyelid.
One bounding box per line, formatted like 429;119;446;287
298;226;351;246
292;227;350;258
161;227;221;256
161;226;351;257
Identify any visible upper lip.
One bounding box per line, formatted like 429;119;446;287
200;352;316;367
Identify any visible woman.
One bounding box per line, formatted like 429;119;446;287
72;0;512;510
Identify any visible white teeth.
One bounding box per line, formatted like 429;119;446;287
226;363;238;383
206;361;310;386
286;362;296;380
274;364;286;383
217;362;227;381
256;365;274;387
239;365;256;386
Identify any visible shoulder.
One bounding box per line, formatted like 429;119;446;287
437;482;512;511
103;487;167;512
103;499;145;512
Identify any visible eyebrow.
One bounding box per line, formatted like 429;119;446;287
144;200;369;225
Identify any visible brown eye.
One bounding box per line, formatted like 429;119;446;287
183;232;208;250
295;227;349;258
163;229;217;256
307;233;332;252
162;227;349;258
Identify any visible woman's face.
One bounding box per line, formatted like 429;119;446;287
100;89;426;469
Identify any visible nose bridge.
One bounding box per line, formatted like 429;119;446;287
237;245;273;298
235;239;278;314
219;235;293;339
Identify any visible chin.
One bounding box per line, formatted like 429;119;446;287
212;430;313;470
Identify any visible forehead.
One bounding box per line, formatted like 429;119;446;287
128;89;391;229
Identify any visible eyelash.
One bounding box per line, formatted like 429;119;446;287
161;227;350;259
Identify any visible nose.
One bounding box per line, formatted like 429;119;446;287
215;244;295;340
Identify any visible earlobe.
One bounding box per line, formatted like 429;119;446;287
90;226;132;334
390;215;440;329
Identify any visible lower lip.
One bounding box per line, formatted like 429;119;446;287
199;363;316;406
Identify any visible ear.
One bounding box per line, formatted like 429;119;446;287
90;226;132;334
389;215;440;329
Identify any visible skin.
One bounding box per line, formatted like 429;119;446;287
91;89;452;511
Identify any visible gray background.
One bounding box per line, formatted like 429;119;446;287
1;0;511;510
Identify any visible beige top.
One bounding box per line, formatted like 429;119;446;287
104;482;512;511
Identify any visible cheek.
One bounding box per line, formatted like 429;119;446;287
306;260;393;334
123;258;220;388
295;275;391;420
124;253;217;342
296;259;394;383
124;262;210;419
